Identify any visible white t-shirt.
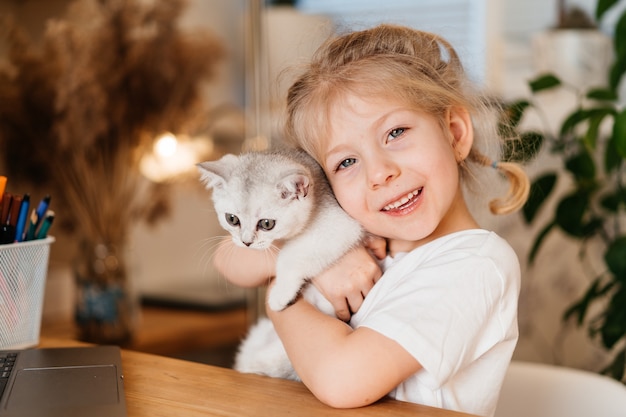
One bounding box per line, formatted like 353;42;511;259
350;229;520;417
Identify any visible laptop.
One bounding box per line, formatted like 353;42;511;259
0;346;127;417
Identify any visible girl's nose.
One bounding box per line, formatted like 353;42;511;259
367;157;400;189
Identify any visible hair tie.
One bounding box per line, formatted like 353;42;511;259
491;161;499;169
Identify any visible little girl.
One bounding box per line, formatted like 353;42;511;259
215;24;529;417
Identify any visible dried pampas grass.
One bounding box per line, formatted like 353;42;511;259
0;0;225;246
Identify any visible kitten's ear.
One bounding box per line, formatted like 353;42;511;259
278;171;310;201
196;154;238;189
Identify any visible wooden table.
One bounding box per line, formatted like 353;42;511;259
41;305;248;356
40;337;477;417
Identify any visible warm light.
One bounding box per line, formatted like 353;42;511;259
154;132;178;157
140;132;214;183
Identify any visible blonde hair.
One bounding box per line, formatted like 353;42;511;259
284;24;529;215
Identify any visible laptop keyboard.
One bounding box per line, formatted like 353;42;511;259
0;352;17;399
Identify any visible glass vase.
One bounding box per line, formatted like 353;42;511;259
74;240;138;345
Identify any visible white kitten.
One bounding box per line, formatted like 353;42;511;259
197;148;363;379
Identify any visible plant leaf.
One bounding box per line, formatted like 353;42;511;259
587;88;618;101
600;191;621;212
605;236;626;278
596;0;619;21
621;188;626;205
582;217;604;236
555;193;589;237
560;109;590;137
529;74;561;93
565;150;596;181
564;278;603;325
528;221;555;264
601;347;626;381
584;109;612;150
612;109;626;158
520;131;544;161
602;188;626;212
583;116;601;150
609;55;626;93
564;275;615;324
605;130;624;174
615;10;626;59
601;287;626;348
502;100;530;129
523;173;556;223
504;131;543;163
609;11;626;92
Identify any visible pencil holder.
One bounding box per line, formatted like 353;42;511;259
0;237;54;349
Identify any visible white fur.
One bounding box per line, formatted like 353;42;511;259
198;149;363;380
267;202;362;311
235;285;334;380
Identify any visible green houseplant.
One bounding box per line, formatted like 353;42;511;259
503;0;626;382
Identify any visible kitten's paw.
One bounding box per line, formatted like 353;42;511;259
267;288;296;312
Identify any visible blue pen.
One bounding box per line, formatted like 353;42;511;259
26;195;51;240
35;195;51;221
14;194;29;242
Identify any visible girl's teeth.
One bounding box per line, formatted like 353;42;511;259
383;189;420;211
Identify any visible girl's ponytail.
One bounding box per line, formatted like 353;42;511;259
469;149;530;215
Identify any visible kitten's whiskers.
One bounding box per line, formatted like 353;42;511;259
192;235;230;280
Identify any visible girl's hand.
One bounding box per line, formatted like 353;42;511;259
364;234;388;260
311;236;386;321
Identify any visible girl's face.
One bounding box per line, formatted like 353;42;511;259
322;93;478;255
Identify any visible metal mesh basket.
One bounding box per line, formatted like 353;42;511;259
0;237;54;349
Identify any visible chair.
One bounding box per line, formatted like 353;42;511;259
494;361;626;417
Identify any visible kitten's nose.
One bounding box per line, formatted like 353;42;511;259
243;241;252;247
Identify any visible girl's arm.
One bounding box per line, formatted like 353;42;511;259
267;295;422;408
213;239;277;287
214;237;384;317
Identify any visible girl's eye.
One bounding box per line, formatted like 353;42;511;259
257;219;276;231
337;158;357;171
388;127;406;141
225;213;240;227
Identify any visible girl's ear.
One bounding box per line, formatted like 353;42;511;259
447;107;474;162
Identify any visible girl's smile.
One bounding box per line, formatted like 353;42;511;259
323;93;478;255
381;188;423;213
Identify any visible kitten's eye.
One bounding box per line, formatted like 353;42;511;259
257;219;275;231
225;213;240;227
337;158;357;171
388;127;405;141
